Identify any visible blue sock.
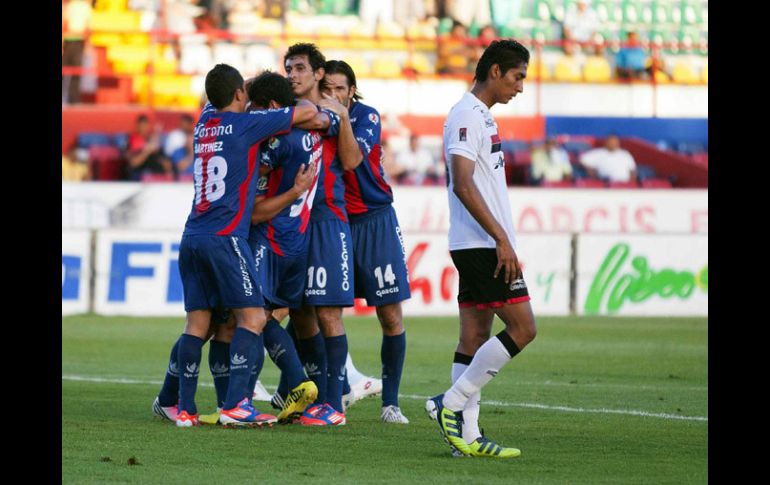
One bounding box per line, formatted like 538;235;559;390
247;335;265;405
208;340;230;409
223;327;261;410
381;332;406;407
264;319;306;390
157;336;181;406
277;318;299;399
177;334;205;415
296;332;327;405
325;335;349;413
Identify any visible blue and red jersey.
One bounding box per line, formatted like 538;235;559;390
311;127;349;223
250;113;339;256
343;101;393;219
182;103;295;238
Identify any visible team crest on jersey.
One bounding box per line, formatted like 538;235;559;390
459;128;467;141
257;175;268;191
268;137;280;150
484;116;495;128
368;113;379;125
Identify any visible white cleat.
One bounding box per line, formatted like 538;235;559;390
343;376;382;411
252;380;272;401
152;396;178;422
425;397;438;421
381;405;410;424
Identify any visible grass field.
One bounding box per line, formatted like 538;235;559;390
62;315;707;484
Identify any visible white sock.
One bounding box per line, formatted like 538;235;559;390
345;352;366;385
443;336;512;412
452;362;481;444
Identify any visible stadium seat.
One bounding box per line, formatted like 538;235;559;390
583;56;612;82
78;133;112;148
112;133;129;151
345;54;372;77
575;178;606;188
372;57;403;78
554;55;582;82
406;52;434;75
701;60;708;83
212;43;246;74
88;145;123;181
540;180;573;188
244;44;278;74
141;173;175;182
608;180;639;188
672;59;699;84
641;178;673;188
89;10;141;32
528;57;552;81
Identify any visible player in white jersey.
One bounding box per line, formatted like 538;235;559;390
426;39;537;458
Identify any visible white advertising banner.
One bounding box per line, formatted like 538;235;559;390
94;230;185;316
62;230;92;315
348;234;572;317
576;235;708;316
91;230;571;317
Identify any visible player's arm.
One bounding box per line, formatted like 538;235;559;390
250;161;317;224
290;99;320;126
319;94;363;170
451;154;521;283
294;108;334;131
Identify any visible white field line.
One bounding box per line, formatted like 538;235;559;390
62;374;707;422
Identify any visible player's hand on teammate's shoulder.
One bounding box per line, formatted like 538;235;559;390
319;93;347;118
292;161;317;196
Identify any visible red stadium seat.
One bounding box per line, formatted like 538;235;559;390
574;178;606;188
88;145;124;181
541;180;573;188
641;178;673;188
608;180;639;188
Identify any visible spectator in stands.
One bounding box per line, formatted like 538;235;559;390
616;31;648;80
469;24;498;74
562;0;599;50
62;143;90;182
449;0;492;31
62;0;92;104
163;114;196;178
579;134;637;183
530;137;572;184
126;114;173;181
437;20;474;74
394;134;441;185
359;0;394;29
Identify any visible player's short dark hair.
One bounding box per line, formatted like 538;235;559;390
247;71;297;109
284;43;326;72
205;63;244;109
323;60;363;101
475;39;530;82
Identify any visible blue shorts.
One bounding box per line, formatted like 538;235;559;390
350;206;411;306
303;218;355;307
250;233;309;310
178;234;264;312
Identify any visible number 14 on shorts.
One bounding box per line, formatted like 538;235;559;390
374;265;396;288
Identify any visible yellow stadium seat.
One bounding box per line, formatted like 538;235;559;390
94;0;127;11
583;56;612;82
345;55;371;77
88;33;123;48
150;45;178;75
701;61;708;83
372;57;402;78
107;45;150;74
671;59;699;84
254;18;283;37
122;33;150;46
554;56;581;82
89;11;141;31
653;69;670;84
528;58;552;81
407;52;434;75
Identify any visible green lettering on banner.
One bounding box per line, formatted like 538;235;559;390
584;243;708;314
536;272;555;302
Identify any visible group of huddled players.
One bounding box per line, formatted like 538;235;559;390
151;42;411;429
151;37;539;460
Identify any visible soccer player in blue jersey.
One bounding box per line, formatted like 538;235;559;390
280;43;365;426
151;63;327;427
320;60;412;424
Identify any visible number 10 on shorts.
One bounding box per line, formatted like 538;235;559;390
307;266;327;289
374;264;396;288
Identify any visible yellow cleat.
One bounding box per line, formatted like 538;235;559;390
198;409;221;425
467;436;521;458
277;380;318;423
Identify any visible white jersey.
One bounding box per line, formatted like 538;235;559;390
443;92;517;251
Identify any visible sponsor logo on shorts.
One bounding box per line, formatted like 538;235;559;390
509;278;527;291
305;288;327;296
340;232;350;292
230;237;254;297
396;225;410;284
254;244;266;274
376;286;400;298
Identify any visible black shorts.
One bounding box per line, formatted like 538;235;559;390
450;248;531;310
